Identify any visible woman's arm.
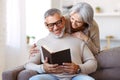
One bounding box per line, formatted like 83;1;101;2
86;20;100;55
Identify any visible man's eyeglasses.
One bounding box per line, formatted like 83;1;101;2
46;18;62;29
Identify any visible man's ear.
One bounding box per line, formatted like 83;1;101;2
44;22;48;27
44;22;49;28
44;22;47;26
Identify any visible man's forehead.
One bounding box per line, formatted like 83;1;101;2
45;13;61;23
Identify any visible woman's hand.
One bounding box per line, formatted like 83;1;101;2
72;31;89;42
29;44;40;57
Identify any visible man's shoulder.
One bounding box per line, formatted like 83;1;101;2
36;34;50;45
65;33;84;43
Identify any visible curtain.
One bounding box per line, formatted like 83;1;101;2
5;0;51;69
5;0;27;69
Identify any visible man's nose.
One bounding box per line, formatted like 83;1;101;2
53;24;58;30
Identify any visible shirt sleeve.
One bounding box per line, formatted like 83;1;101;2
24;51;45;73
24;63;45;73
85;20;100;55
79;44;97;74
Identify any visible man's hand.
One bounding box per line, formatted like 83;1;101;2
43;57;63;74
62;62;80;74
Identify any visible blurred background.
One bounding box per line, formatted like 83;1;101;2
1;0;120;79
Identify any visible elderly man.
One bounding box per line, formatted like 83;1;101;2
24;8;97;80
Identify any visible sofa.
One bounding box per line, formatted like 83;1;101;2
2;47;120;80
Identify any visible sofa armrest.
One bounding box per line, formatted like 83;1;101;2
18;70;38;80
2;65;24;80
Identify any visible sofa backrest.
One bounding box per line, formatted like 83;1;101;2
96;47;120;69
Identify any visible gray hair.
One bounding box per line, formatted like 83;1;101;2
44;8;62;19
69;2;94;26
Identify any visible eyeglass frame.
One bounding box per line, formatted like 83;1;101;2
45;17;63;29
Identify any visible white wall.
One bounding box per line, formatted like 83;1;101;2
0;0;6;79
51;0;60;9
26;0;51;43
95;15;120;40
60;0;120;12
73;0;120;13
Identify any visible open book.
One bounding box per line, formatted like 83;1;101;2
41;46;71;65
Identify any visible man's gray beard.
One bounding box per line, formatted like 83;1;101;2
52;27;65;38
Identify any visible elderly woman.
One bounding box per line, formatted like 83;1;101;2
65;2;100;55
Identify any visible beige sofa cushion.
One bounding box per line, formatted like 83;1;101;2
96;47;120;68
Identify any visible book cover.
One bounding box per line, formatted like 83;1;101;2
41;46;71;65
